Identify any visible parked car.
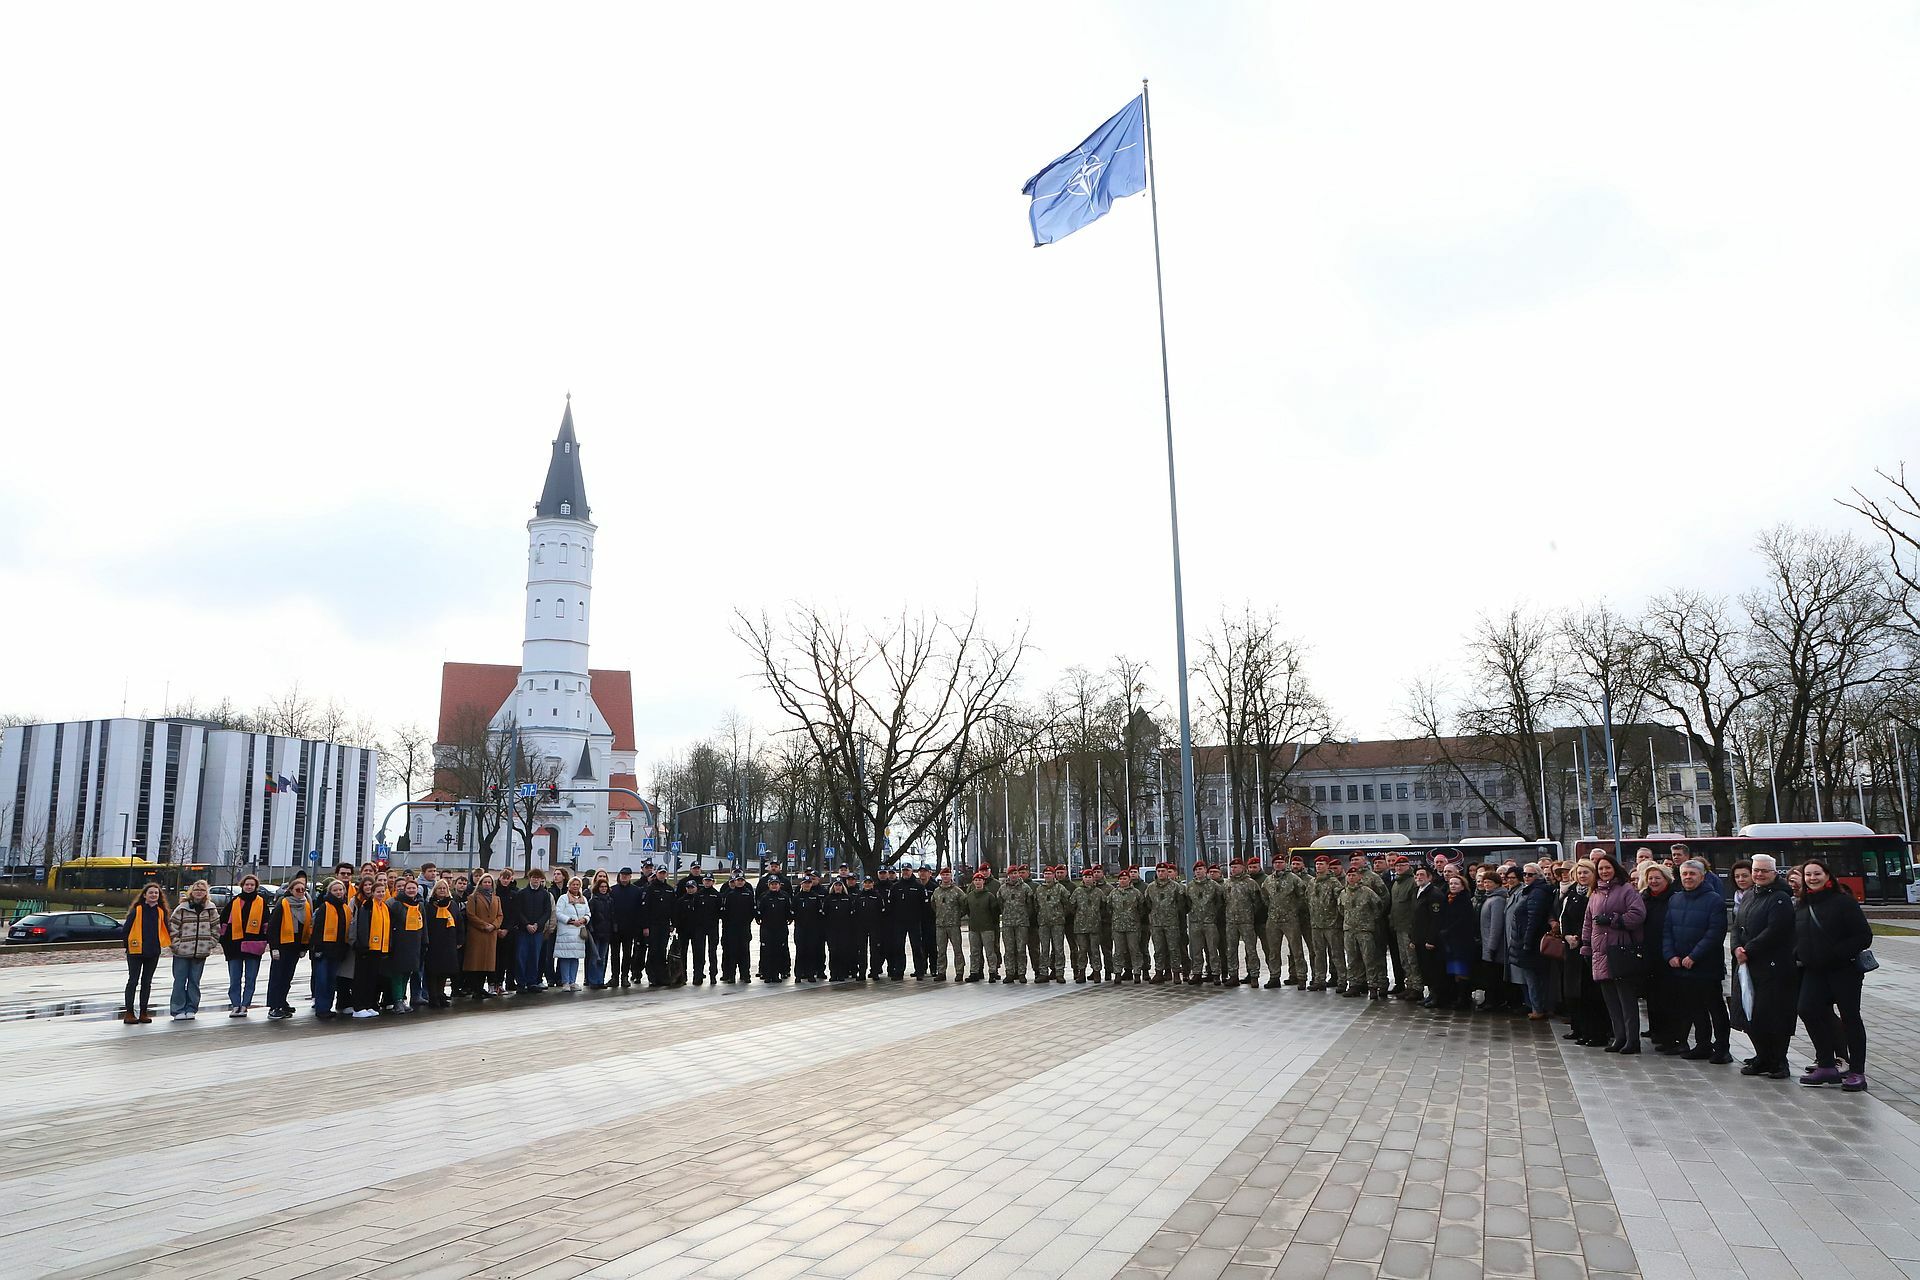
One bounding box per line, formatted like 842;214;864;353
5;911;125;944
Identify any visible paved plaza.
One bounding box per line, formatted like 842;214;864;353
8;940;1920;1279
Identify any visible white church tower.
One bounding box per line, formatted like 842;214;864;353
493;398;620;865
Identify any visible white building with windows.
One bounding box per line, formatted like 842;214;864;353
0;717;377;870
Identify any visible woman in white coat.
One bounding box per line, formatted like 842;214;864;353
553;876;592;990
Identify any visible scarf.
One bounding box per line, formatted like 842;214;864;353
126;902;171;955
314;899;349;944
358;898;391;953
400;902;424;932
228;893;266;939
275;898;312;944
434;904;457;928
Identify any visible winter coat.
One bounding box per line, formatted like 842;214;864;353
1733;878;1796;990
1110;883;1147;934
425;898;463;978
931;884;966;928
611;881;647;935
1579;881;1646;982
1478;887;1508;964
516;885;553;934
1661;881;1726;978
587;889;616;944
998;880;1035;928
1639;885;1674;987
553;895;591;961
1410;882;1442;949
309;897;353;959
1437;889;1478;963
168;898;223;960
1794;885;1872;972
385;897;428;975
462;890;502;971
963;885;1002;932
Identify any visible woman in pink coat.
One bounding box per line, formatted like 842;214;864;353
1580;852;1648;1055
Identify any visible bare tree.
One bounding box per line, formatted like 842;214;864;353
1404;606;1570;839
437;704;509;868
255;683;320;738
735;604;1047;876
1638;590;1775;835
1842;464;1920;634
1197;605;1337;858
381;723;434;803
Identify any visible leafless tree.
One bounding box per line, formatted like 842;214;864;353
1842;464;1920;634
1638;590;1776;835
735;604;1047;876
437;704;510;868
1197;605;1337;858
380;723;434;804
1404;606;1571;839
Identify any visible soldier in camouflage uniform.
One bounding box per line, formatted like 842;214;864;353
1260;856;1308;989
1091;865;1116;978
1034;865;1070;983
1387;855;1421;1000
1108;865;1148;981
1184;861;1220;983
1307;857;1345;992
1068;866;1107;982
930;867;966;981
1144;862;1187;981
1338;865;1386;998
962;870;1001;982
998;863;1036;984
1223;858;1263;985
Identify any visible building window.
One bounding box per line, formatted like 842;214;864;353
1414;783;1427;801
533;599;542;617
560;501;571;515
1699;803;1715;826
1204;788;1218;807
1502;810;1516;829
1450;812;1463;831
1501;779;1516;799
1467;812;1481;831
1315;816;1329;833
1313;785;1326;802
561;543;569;564
536;543;545;563
1415;814;1428;831
1669;771;1683;792
1363;814;1377;832
1395;783;1409;801
579;602;586;620
1207;818;1218;837
1346;785;1359;802
1447;782;1463;800
1398;813;1411;830
1359;783;1372;802
1695;771;1711;792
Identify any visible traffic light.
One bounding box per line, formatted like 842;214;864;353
488;784;501;802
544;783;560;803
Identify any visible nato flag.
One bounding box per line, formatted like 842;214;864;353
1020;96;1147;246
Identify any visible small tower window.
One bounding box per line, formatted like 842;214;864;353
578;602;586;620
560;543;569;564
560;501;571;516
533;598;543;617
536;543;545;563
557;597;567;616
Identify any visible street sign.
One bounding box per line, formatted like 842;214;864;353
670;839;683;854
307;850;321;865
756;841;767;856
826;846;836;862
571;843;581;858
375;841;390;856
517;783;537;799
641;835;655;852
786;840;797;854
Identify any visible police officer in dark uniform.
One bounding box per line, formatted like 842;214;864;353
890;865;932;979
718;870;756;983
640;865;676;987
610;867;644;989
826;877;862;979
794;873;828;981
671;874;709;986
855;873;880;979
756;873;793;981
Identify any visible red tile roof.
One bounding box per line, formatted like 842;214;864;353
608;773;642;812
435;661;636;752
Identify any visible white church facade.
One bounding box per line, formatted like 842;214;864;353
413;401;656;872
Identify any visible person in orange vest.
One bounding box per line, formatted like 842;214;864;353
222;873;270;1018
264;873;313;1020
119;882;171;1024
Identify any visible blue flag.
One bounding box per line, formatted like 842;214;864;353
1020;96;1147;246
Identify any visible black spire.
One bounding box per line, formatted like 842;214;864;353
535;397;590;520
573;738;596;781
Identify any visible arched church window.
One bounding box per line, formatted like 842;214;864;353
536;543;545;563
560;543;569;564
578;601;586;620
557;597;567;616
533;599;543;617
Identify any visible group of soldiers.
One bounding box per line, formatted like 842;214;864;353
666;850;1436;1000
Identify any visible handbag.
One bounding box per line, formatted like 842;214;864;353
1806;902;1878;973
1605;941;1644;978
1539;931;1567;961
240;939;268;956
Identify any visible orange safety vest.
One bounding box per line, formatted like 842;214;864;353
228;893;266;940
125;902;171;955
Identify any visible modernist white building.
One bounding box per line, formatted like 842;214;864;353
415;401;651;872
0;717;377;870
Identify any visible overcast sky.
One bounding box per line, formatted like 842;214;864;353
3;2;1917;784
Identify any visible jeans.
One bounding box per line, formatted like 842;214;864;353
586;945;608;987
311;952;340;1015
516;930;545;990
556;958;580;987
266;949;303;1012
1600;977;1640;1048
1520;966;1552;1015
1799;965;1867;1072
124;953;158;1014
227;951;262;1008
169;956;206;1016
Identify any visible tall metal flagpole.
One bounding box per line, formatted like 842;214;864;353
1892;723;1914;843
1141;79;1201;877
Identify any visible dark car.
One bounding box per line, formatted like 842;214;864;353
6;911;126;944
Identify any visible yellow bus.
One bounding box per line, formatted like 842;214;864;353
48;858;220;892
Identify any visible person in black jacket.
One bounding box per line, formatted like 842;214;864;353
719;872;757;982
1407;867;1442;1005
1435;871;1479;1010
825;879;862;979
1794;857;1873;1091
1733;854;1797;1079
887;868;929;979
672;876;713;985
495;868;522;992
794;874;829;981
1638;864;1677;1050
610;868;645;989
757;874;793;981
586;874;616;989
640;867;677;986
513;869;553;994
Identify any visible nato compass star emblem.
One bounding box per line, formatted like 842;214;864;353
1064;150;1106;201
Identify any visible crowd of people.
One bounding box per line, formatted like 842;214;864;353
113;846;1877;1092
